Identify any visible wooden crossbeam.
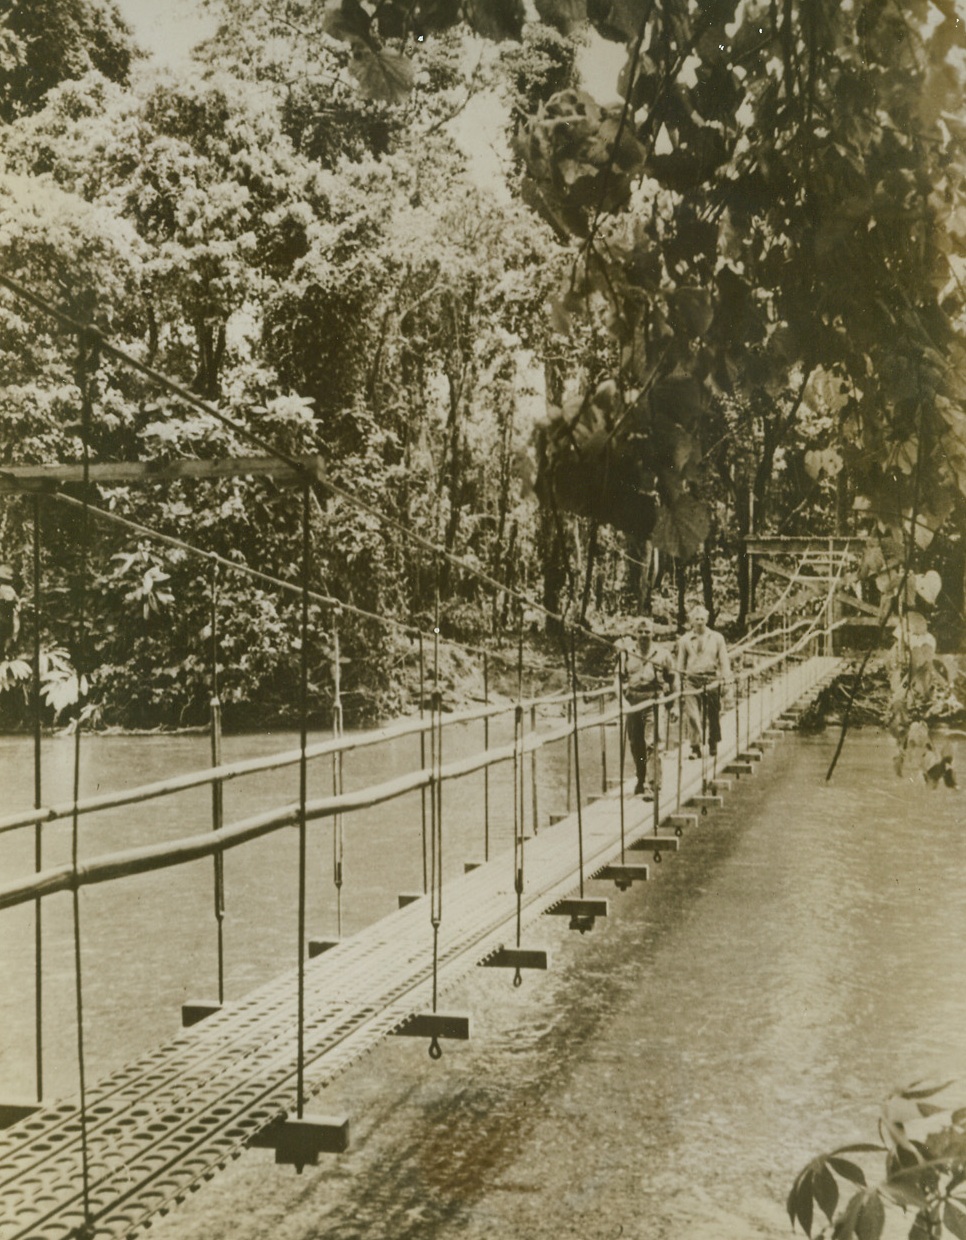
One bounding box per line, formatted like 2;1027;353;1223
745;536;869;554
0;455;324;492
755;558;879;616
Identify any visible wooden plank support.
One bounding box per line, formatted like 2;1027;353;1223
181;1000;222;1028
307;937;340;959
546;896;608;932
398;893;422;908
546;897;608;919
724;762;754;776
594;863;649;891
548;813;568;825
739;751;764;762
763;729;784;741
629;835;680;855
688;795;724;812
667;813;697;835
480;946;550;971
249;1113;350;1165
0;1101;40;1130
392;1012;471;1041
709;778;732;793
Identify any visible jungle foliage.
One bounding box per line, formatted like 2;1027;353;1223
789;1083;966;1240
0;0;964;727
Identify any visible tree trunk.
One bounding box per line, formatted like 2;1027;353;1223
579;520;599;623
700;542;715;627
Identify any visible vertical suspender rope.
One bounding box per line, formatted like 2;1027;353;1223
427;566;443;1059
529;700;539;840
652;698;661;834
331;605;345;937
598;694;608;795
617;649;626;865
295;483;311;1118
676;679;684;810
569;632;585;899
565;695;573;815
209;564;226;1007
417;630;428;895
32;495;44;1103
483;651;490;863
512;615;525;985
71;329;96;1234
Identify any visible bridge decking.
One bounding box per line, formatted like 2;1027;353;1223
0;656;839;1240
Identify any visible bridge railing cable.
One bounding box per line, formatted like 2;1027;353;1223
0;637;828;917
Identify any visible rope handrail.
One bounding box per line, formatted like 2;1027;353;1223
0;639;826;913
0;592;834;842
0;682;613;839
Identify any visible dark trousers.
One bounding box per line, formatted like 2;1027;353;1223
626;701;662;787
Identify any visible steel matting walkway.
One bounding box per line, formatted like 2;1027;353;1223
0;656;840;1240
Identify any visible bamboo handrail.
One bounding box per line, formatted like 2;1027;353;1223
0;683;612;839
0;631;834;913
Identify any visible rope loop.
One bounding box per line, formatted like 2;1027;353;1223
428;1035;443;1060
513;967;523;989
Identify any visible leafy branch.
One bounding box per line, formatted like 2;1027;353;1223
789;1083;966;1240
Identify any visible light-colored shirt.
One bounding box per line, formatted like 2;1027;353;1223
678;628;731;680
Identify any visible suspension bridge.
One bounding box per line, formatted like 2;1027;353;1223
0;632;841;1240
0;272;852;1240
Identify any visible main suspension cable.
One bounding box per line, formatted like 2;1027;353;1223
0;271;613;652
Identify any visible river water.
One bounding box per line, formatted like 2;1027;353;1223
1;724;965;1238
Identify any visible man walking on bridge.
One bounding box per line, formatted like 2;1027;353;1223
622;617;677;799
678;605;731;759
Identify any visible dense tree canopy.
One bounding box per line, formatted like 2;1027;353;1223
0;0;964;727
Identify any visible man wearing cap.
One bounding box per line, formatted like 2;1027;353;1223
678;604;731;759
0;565;20;657
621;617;677;799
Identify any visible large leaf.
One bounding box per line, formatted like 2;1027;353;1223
650;494;710;560
323;0;374;46
827;1156;867;1186
814;1163;840;1224
534;0;587;34
586;0;643;41
944;1203;966;1240
349;46;415;104
463;0;525;40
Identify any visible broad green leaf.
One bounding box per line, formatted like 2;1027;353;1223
669;287;714;338
901;1081;955;1101
814;1163;840;1223
349;46;416;104
945;1203;966;1240
587;0;642;41
805;447;844;480
651;495;710;561
834;1190;864;1240
534;0;587;34
323;0;374;46
828;1157;867;1186
463;0;526;40
854;1192;885;1240
795;1170;815;1236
